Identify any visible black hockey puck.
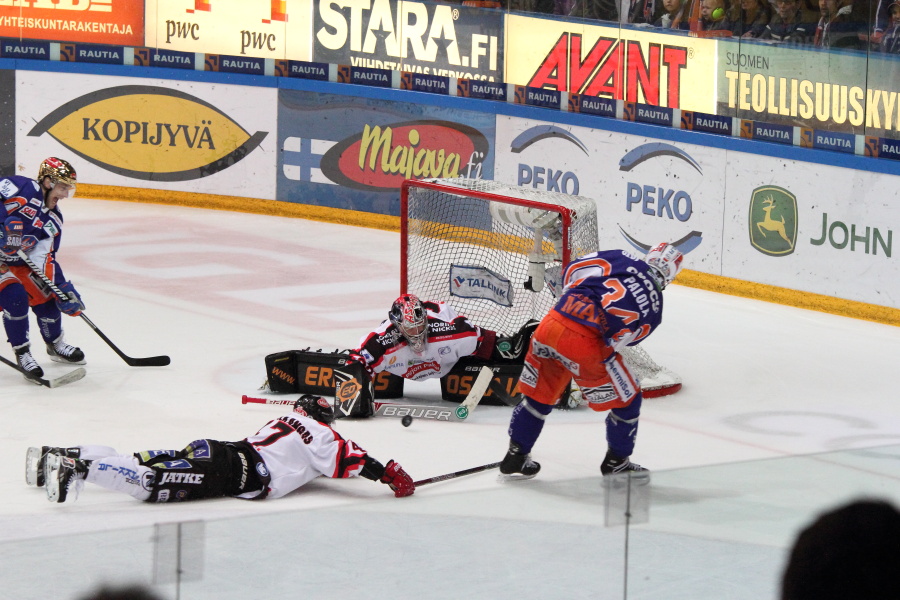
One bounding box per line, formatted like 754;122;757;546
401;415;413;427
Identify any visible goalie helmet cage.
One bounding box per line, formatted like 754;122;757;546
400;177;681;398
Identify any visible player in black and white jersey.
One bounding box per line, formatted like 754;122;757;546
28;395;415;503
350;294;535;381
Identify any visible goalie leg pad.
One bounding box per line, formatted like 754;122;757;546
334;361;375;419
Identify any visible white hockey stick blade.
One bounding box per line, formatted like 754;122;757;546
47;367;87;388
374;402;469;422
460;366;494;413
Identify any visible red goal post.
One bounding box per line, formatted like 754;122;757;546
399;177;681;398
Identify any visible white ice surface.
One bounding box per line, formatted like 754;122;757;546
2;198;900;599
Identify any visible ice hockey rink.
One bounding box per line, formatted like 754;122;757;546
2;196;900;600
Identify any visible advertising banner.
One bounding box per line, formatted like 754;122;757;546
17;71;276;198
0;0;143;46
145;0;312;61
716;38;900;138
505;15;717;113
721;153;900;307
313;0;504;82
276;89;495;213
493;115;727;273
0;69;13;175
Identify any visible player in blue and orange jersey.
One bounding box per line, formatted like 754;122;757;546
0;158;86;382
499;243;684;482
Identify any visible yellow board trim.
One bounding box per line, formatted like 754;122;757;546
79;184;900;327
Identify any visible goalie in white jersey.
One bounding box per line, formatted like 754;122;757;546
27;395;415;503
351;294;534;381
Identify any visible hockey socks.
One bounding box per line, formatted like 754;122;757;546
507;397;553;454
0;283;30;347
87;455;154;501
605;395;642;458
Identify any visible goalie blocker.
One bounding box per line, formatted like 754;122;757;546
264;349;404;419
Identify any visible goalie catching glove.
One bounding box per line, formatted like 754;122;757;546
381;460;415;498
491;320;539;362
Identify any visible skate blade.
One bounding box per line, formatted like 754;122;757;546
44;454;62;502
497;472;538;482
25;447;42;487
48;354;86;366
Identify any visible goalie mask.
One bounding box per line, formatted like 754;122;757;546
293;394;335;424
644;243;684;291
389;294;427;353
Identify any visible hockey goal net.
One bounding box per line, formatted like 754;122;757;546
400;177;681;398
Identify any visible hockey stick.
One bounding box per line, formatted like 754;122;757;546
0;353;86;388
16;250;170;367
241;394;484;423
414;462;502;487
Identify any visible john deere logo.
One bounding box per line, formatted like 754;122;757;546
749;186;797;256
28;85;267;181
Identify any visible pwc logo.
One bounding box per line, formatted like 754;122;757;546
27;85;268;181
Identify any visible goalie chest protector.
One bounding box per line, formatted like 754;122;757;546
264;350;404;399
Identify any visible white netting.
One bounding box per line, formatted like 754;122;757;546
401;177;681;396
403;178;598;336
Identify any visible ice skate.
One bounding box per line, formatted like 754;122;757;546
46;335;85;365
499;442;541;481
14;344;44;382
26;446;81;487
45;453;89;503
601;450;650;485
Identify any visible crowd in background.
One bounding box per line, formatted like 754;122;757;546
465;0;900;52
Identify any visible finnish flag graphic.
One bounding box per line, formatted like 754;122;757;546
282;137;337;183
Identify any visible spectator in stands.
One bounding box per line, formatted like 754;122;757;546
780;499;900;600
655;0;687;26
566;0;619;21
626;0;667;23
759;0;817;42
879;0;900;51
699;0;734;30
813;0;866;48
872;0;895;45
729;0;772;36
507;0;555;12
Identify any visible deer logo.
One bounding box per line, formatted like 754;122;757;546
749;187;797;256
756;196;792;245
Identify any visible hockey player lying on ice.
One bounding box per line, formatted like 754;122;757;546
26;395;415;503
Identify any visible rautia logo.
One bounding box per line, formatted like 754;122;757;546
28;85;267;181
748;186;797;256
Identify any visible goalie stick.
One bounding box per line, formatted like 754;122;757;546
413;462;501;487
0;353;86;388
15;250;170;367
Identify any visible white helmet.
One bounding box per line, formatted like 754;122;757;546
644;243;684;290
389;294;428;353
